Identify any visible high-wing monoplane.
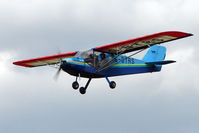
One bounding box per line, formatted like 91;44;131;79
13;31;193;94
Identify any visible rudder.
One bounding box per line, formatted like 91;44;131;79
142;45;166;62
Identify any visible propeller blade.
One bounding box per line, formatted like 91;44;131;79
53;60;67;81
53;48;66;81
54;65;62;81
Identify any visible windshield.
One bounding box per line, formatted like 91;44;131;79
74;50;93;59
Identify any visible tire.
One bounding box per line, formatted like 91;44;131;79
72;81;79;90
79;87;86;94
109;81;116;89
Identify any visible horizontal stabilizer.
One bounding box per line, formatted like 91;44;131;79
145;60;176;65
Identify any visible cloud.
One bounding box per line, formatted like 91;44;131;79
0;0;198;133
0;52;11;75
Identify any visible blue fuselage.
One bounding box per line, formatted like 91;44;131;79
61;54;161;78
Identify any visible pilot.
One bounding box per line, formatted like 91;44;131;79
100;53;106;60
99;53;108;68
84;54;93;66
93;54;99;67
89;54;93;59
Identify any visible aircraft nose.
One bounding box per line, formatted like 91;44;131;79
60;60;67;68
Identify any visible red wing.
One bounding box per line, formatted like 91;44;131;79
13;51;76;67
94;31;193;54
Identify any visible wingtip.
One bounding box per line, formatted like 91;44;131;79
13;61;19;66
188;33;194;36
13;61;33;67
179;31;193;37
162;31;193;38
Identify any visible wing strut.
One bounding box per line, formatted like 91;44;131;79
95;47;148;73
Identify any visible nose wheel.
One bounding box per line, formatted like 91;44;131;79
72;81;79;90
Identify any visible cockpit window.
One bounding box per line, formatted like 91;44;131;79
74;50;114;69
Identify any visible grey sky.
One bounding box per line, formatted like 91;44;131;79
0;0;199;133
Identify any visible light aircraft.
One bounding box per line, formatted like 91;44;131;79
13;31;192;94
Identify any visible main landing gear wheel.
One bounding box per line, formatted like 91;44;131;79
72;81;79;90
79;87;86;94
109;81;116;89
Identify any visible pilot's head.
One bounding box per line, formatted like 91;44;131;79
100;53;105;60
93;54;97;59
89;54;93;58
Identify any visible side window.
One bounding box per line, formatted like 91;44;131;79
127;58;134;64
128;58;131;64
114;58;117;63
132;58;134;64
121;57;124;63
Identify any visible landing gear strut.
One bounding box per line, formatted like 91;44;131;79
72;76;116;94
105;77;116;89
72;77;79;90
79;78;92;94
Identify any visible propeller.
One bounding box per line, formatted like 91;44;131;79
54;63;62;81
53;60;68;81
53;49;66;81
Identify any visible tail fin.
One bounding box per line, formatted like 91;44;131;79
142;45;166;62
143;45;176;68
